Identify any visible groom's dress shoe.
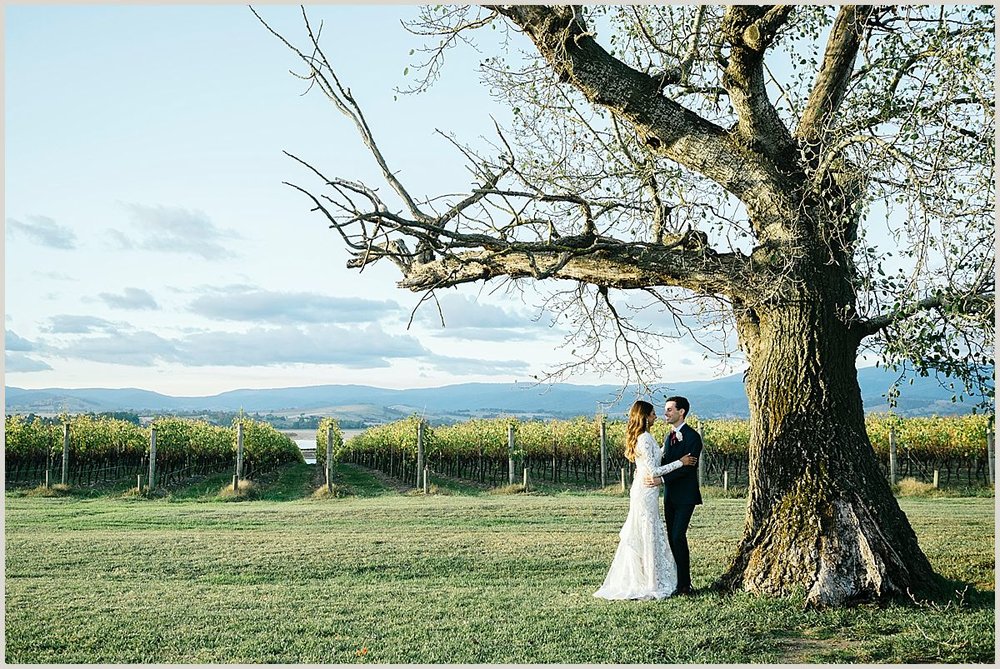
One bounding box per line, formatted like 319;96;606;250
675;586;693;596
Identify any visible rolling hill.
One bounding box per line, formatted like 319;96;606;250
4;366;989;420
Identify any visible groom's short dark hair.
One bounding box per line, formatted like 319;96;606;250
666;396;690;417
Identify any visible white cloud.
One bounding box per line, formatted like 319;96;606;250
107;229;135;250
5;352;54;372
187;285;400;324
417;294;548;341
112;203;238;260
424;353;532;376
53;330;179;366
5;330;35;352
6;215;77;249
39;271;76;281
44;323;430;369
176;323;427;367
99;287;159;310
44;315;122;334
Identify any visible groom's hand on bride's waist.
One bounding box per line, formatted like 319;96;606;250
644;475;662;488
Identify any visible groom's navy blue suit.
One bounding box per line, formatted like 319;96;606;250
661;423;702;593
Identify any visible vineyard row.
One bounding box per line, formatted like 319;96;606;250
326;414;996;489
4;415;308;489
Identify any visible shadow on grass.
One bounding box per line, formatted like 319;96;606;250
8;480;139;500
697;573;993;617
4;462;401;503
908;575;996;612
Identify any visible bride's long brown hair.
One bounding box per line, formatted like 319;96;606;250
624;400;654;462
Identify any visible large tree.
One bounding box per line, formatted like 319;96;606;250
257;5;995;607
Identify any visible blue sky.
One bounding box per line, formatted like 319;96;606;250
5;4;726;396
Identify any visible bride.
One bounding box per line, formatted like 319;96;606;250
594;400;698;600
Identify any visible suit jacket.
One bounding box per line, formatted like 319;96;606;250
660;423;703;506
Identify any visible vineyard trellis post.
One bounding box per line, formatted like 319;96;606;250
508;423;516;485
987;426;995;487
148;427;157;492
416;420;425;490
326;423;334;493
889;426;898;486
551;440;558;483
61;422;70;486
477;441;483;483
234;421;244;491
599;419;607;488
523;467;529;492
423;465;430;494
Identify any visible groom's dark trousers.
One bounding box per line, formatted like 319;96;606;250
661;423;703;592
664;501;696;591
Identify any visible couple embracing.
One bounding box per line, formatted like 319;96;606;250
594;396;702;600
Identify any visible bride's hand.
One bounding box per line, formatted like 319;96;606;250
680;453;698;466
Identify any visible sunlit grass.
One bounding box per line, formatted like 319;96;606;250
4;463;994;663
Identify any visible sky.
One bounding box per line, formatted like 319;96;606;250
5;3;735;397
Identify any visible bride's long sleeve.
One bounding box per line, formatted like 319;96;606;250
639;433;683;477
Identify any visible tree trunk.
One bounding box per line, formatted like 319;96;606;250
720;293;937;607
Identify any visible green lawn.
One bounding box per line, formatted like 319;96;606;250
4;463;995;663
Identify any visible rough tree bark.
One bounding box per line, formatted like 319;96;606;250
724;250;936;604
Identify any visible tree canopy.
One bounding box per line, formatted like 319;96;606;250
258;4;993;404
259;4;995;607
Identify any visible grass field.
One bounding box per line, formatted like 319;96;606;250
4;463;995;663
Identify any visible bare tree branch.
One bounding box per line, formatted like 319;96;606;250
398;242;746;297
252;6;433;224
857;290;995;339
796;5;879;149
488;4;800;232
398;6;501;95
719;5;797;163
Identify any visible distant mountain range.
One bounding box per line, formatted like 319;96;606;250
4;366;989;422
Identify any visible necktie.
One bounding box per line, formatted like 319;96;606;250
669;430;678;446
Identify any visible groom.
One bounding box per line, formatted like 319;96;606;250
646;395;702;595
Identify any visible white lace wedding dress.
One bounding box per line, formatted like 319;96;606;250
594;431;681;600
